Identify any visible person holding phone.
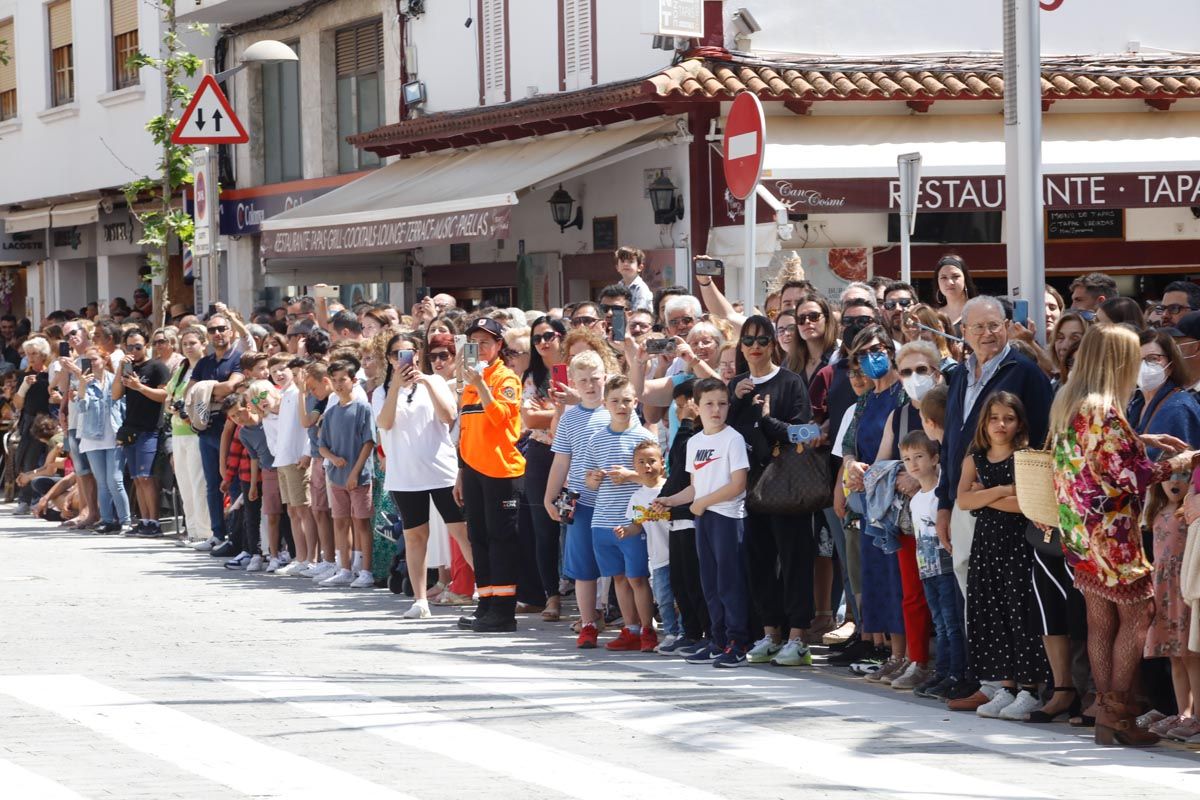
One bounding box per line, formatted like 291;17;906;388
112;329;171;537
11;336;53;511
375;332;468;616
76;345;132;534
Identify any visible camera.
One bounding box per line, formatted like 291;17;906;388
554;489;580;524
172;399;188;420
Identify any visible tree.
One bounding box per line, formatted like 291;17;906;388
122;0;206;326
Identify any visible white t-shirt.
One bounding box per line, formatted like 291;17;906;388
271;384;308;467
911;482;952;579
626;483;670;570
371;376;458;492
831;405;856;459
685;424;750;519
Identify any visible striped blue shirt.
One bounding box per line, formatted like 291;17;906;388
581;423;656;529
550;403;610;506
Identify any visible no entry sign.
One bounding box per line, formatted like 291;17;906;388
723;92;766;200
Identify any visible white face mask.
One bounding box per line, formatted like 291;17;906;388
902;373;936;403
1138;362;1167;395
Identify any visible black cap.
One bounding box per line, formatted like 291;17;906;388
465;317;505;341
1175;311;1200;340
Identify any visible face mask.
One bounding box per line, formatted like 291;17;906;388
1138;362;1167;395
1077;309;1097;322
902;373;936;403
859;351;891;380
843;321;870;347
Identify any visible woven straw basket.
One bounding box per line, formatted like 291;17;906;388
1014;449;1060;528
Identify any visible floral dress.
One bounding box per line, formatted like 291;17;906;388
1053;404;1169;603
1145;508;1189;657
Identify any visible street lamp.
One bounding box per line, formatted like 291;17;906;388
548;185;583;232
648;174;684;224
214;40;298;82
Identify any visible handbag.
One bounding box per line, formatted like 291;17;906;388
1024;520;1064;557
747;441;833;515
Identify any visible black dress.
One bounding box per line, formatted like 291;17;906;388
965;451;1047;684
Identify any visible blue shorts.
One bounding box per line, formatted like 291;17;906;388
123;430;160;479
562;503;599;581
67;430;91;477
592;525;650;579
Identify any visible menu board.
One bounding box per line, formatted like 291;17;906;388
1046;209;1124;240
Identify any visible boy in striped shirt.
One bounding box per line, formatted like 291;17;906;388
582;375;658;653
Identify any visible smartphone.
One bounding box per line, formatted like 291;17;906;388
551;363;569;388
463;341;480;370
610;308;627;342
80;357;92;373
453;334;467;353
310;284;338;299
646;337;676;355
122;361;133;377
396;350;415;368
1012;298;1029;327
787;423;822;445
58;341;70;358
694;257;724;277
416;287;431;301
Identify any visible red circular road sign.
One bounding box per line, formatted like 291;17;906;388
723;92;766;201
195;170;207;221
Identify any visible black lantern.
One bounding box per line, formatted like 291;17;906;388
648;174;684;224
548;184;583;232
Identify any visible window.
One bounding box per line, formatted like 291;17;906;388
48;0;74;106
262;41;302;184
560;0;594;91
479;0;508;104
111;0;139;89
335;20;383;173
0;19;15;120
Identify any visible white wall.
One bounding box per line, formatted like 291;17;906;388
404;1;484;113
738;0;1200;56
595;0;676;84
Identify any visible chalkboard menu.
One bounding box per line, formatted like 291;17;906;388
1046;209;1124;241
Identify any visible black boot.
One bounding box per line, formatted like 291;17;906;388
472;598;516;633
459;597;491;630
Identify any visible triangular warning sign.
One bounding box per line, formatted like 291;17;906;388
171;75;249;146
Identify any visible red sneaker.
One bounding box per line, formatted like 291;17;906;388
640;628;659;653
577;623;598;649
605;627;642;651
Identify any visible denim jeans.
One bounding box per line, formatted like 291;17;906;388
823;507;860;624
650;564;681;638
85;447;130;525
198;432;226;539
923;572;967;679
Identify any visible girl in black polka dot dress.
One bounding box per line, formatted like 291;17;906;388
956;392;1048;719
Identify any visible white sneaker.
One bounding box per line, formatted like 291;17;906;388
265;557;281;573
299;561;326;578
223;551;251;570
278;550;291;566
998;690;1042;720
747;635;783;663
245;555;265;573
403;600;432;619
977;689;1017;718
193;536;220;552
349;569;376;589
309;562;338;582
654;634;679;654
278;560;308;577
319;568;354;587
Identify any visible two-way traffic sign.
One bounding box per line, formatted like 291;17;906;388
171;75;249;146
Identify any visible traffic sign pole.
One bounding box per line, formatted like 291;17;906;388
206;146;220;310
743;189;756;317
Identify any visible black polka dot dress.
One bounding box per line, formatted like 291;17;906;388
965;451;1048;685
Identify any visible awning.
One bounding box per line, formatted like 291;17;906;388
261;119;677;260
4;206;51;233
3;199;102;234
743;112;1200;213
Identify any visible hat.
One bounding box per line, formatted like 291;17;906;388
1174;311;1200;340
465;317;504;341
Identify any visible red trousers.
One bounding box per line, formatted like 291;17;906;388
450;537;475;597
898;535;933;663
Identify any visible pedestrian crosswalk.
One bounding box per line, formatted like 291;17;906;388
2;663;1200;800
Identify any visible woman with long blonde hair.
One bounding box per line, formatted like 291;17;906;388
1050;324;1198;746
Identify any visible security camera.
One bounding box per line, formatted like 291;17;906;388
731;8;762;36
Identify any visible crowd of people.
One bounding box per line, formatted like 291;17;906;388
9;248;1200;749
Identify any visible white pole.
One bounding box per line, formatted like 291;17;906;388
900;220;912;286
742;193;757;313
207;145;220;308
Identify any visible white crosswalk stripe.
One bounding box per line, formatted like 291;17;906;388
0;675;414;800
213;672;730;800
0;758;89;799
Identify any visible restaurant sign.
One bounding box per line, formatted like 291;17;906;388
261;206;512;259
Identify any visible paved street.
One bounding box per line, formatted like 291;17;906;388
1;513;1198;800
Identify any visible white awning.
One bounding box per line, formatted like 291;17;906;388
761;112;1200;179
261;119;680;260
4;206;51;233
51;199;101;228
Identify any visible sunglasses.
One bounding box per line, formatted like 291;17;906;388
428;351;453;362
127;343;145;351
207;325;229;334
667;316;694;328
842;316;874;327
883;298;915;310
740;335;772;347
796;311;824;324
571;316;599;328
859;343;889;356
532;331;561;344
898;365;933;378
151;339;168;346
599;304;625;314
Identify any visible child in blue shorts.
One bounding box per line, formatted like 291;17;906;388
582;375;657;653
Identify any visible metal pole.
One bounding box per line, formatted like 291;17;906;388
742;194;756;313
900;220;912;286
208;144;220;308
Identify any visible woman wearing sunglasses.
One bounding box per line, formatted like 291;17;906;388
726;314;819;668
374;331;470;619
786;293;839;384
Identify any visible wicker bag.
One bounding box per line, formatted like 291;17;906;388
1014;449;1060;528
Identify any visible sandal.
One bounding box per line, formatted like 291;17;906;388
542;595;562;622
1026;687;1080;723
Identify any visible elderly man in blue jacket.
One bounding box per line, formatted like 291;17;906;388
934;295;1053;596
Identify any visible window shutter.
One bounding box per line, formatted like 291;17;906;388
481;0;506;103
111;0;138;36
0;19;14;94
336;20;382;77
562;0;593;91
48;0;72;50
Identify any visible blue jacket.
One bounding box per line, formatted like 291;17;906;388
78;373;124;441
1129;381;1200;460
935;348;1052;512
859;459;906;555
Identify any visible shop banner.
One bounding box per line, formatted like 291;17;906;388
0;230;46;261
261;207;512;259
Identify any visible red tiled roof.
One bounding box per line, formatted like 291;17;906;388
351;54;1200;156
